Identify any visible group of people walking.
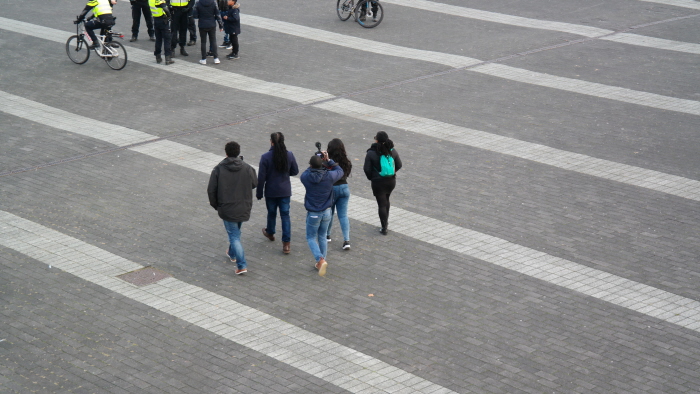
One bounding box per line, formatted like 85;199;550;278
144;0;241;64
207;132;402;277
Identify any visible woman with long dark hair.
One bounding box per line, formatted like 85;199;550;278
326;138;352;250
257;132;299;254
363;131;402;235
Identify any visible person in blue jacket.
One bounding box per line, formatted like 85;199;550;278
257;132;299;255
300;152;344;276
220;0;240;59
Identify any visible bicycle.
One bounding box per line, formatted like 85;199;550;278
66;19;128;70
337;0;383;28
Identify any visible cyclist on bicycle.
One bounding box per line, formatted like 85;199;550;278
75;0;118;49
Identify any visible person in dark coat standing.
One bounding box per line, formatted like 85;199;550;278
220;0;241;60
208;141;258;275
257;132;299;255
363;131;402;235
192;0;223;64
300;153;344;277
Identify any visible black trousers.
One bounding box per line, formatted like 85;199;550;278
199;27;217;59
228;33;239;55
187;10;197;41
170;6;189;49
371;177;396;229
131;2;154;37
153;17;172;56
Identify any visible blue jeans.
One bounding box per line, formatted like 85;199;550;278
223;220;246;270
265;196;291;243
306;208;331;262
327;184;350;242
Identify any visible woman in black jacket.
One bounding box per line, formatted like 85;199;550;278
363;131;402;235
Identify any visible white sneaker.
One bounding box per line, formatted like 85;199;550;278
199;59;206;65
226;44;233;50
214;58;220;64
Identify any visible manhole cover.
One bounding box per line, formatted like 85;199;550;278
117;267;172;286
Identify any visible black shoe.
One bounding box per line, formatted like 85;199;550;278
342;241;351;250
187;40;196;46
218;41;230;48
180;47;188;56
226;53;239;60
149;35;155;41
379;228;388;235
165;56;174;65
155;54;162;63
207;50;214;58
129;35;137;42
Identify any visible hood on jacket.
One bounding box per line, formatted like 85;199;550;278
221;157;244;172
304;167;329;184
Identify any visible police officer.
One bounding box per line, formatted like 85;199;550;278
150;0;175;64
76;0;116;49
129;0;155;42
169;0;193;56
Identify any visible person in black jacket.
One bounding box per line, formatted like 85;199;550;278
220;0;241;60
193;0;223;64
363;131;402;235
207;141;258;275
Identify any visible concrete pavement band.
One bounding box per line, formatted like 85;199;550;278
1;16;699;117
380;0;700;55
1;22;699;201
1;91;699;335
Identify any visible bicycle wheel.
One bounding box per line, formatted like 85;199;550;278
337;0;354;21
355;0;383;28
103;41;128;70
66;35;90;64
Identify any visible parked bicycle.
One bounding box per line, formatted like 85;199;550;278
337;0;383;28
66;19;128;70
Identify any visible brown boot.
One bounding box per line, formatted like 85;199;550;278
262;228;275;241
315;258;327;277
283;242;290;254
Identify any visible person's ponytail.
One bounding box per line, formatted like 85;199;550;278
271;132;289;172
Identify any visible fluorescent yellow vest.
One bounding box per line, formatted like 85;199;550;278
86;0;112;17
149;0;167;17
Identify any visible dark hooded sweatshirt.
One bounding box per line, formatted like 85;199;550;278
193;0;223;29
207;157;258;222
300;160;344;212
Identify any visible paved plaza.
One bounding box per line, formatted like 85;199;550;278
1;0;699;392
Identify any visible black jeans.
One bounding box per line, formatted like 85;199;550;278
131;2;154;37
199;27;217;59
228;33;239;55
153;17;172;56
187;12;197;41
170;6;189;49
371;177;396;230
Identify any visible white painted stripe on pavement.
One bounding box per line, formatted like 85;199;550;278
2;63;700;201
637;0;700;10
601;33;700;54
382;0;612;37
2;93;699;334
382;0;700;55
471;62;700;116
244;14;481;68
314;98;700;201
0;211;458;394
2;16;699;117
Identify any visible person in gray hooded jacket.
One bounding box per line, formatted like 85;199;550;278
207;141;257;275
